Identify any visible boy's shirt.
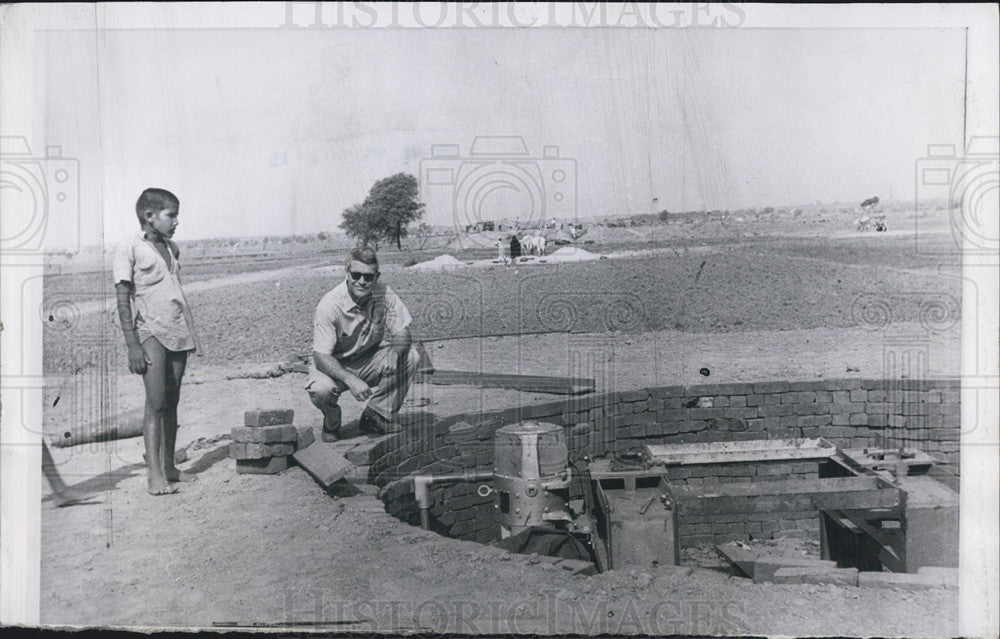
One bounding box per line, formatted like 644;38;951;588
112;231;199;352
312;280;411;364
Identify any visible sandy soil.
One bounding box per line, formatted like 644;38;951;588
39;209;962;633
40;325;959;633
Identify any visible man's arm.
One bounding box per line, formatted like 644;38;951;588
313;350;373;401
114;281;148;374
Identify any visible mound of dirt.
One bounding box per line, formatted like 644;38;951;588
547;246;602;261
409;254;466;270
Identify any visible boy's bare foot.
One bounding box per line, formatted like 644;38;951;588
148;478;179;496
165;469;198;483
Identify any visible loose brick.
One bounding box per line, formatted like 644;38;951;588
230;442;296;460
236;456;289;474
232;424;298;444
296;426;315;450
244;409;295;427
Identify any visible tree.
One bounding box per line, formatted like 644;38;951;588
339;172;425;250
339;202;385;249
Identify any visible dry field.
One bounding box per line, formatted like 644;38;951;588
38;204;963;633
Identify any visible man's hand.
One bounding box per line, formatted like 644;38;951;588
345;375;373;402
128;344;150;375
377;352;402;378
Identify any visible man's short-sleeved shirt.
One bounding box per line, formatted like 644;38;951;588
112;231;199;352
312;280;412;363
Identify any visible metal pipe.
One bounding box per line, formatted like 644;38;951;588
412;469;494;530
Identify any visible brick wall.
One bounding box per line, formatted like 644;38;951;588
375;378;960;544
665;460;822;545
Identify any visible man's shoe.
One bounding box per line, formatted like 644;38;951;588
358;406;401;436
321;405;342;442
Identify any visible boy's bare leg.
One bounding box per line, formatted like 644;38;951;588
42;441;90;506
141;338;177;495
163;349;196;482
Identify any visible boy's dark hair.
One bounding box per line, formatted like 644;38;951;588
344;246;379;270
135;188;179;225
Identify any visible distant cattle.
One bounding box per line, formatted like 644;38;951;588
520;234;547;256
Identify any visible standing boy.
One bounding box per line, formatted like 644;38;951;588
113;188;199;495
306;247;421;440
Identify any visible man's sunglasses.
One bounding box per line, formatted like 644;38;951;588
349;270;378;283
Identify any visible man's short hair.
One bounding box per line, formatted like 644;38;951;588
345;246;379;270
135;188;179;224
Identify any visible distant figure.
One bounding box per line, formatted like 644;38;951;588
509;234;521;260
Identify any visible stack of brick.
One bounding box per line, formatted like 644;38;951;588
231;409;315;474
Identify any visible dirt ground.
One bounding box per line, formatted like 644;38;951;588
38;207;962;633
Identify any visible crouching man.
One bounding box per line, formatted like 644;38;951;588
306;247;421;440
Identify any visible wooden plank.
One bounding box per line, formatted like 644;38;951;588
810;489;902;511
753;559;838;583
832;509;906;573
292;443;353;488
645;438;836;465
675;477;900;515
674;476;883;498
714;544;835;580
414;370;595;395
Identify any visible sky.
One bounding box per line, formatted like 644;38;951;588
33;23;967;247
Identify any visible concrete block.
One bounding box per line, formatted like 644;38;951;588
296;426;315;451
916;566;959;589
236;456;289;474
753;559;838;583
244;409;295;427
858;571;951;591
771;566;858;586
232;424;298;444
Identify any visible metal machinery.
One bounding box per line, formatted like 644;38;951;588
491;421;574;538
